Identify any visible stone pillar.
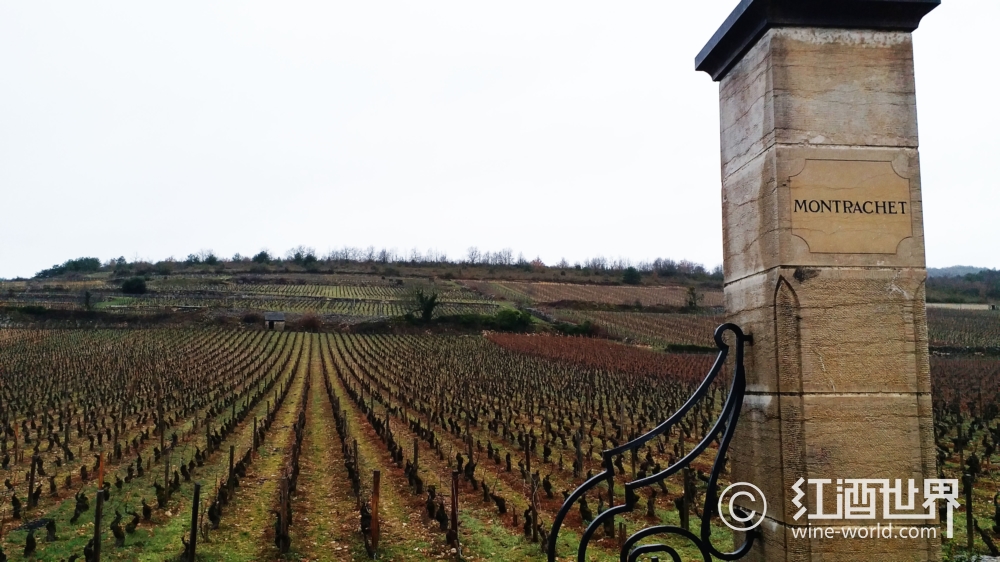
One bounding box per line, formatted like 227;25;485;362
696;2;940;560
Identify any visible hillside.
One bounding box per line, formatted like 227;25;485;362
928;265;990;278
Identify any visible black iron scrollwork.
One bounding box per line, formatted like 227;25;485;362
546;323;756;562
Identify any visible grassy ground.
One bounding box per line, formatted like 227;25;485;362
322;336;444;561
319;333;702;562
196;335;311;561
284;335;366;561
3;323;977;561
0;334;303;561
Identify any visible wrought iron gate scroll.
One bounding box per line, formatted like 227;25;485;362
546;323;756;562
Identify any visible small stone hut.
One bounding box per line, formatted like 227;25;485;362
264;312;285;331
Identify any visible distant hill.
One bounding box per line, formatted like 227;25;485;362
928;266;990;278
926;267;999;304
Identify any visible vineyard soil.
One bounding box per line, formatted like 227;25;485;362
0;270;997;561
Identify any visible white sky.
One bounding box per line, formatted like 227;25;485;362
1;1;996;279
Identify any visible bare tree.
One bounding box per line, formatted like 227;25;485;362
466;247;481;265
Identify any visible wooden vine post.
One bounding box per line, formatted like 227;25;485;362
279;476;290;553
94;452;104;562
965;473;974;552
450;470;460;551
372;470;381;554
228;445;235;496
189;482;201;561
525;439;540;542
27;455;37;508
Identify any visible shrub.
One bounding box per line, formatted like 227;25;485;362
622;267;641;285
493;309;533;331
114;258;132;275
684;287;701;310
554;320;599;336
298;314;322;332
242;312;264;324
406;290;439;323
66;257;101;272
121;277;147;295
35;257;102;278
422;310;535;332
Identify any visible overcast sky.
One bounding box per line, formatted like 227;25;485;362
1;1;996;279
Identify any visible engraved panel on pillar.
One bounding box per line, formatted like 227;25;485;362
789;159;913;254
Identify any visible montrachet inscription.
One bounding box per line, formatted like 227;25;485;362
789;159;912;254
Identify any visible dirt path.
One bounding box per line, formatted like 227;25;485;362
289;334;366;561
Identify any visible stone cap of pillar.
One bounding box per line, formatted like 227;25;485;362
695;0;940;81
